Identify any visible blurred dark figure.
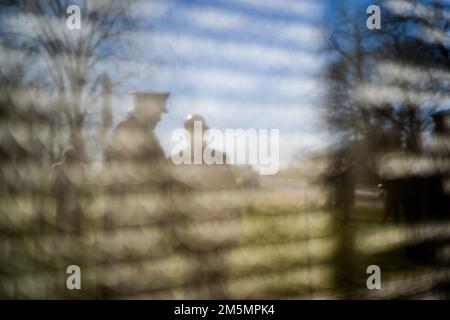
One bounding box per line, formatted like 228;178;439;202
427;109;450;220
431;110;450;138
322;147;357;297
380;177;426;223
378;110;450;270
105;92;168;167
103;91;170;226
323;147;355;222
380;179;404;223
104;92;169;200
428;109;450;297
101;92;171;297
182;114;235;186
172;114;238;299
50;146;86;233
380;109;450;224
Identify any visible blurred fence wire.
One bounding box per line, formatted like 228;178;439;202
1;0;450;300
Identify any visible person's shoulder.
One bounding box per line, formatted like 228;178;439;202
115;117;134;130
110;117;139;141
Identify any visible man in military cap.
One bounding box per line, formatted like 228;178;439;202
105;92;169;165
101;92;172;297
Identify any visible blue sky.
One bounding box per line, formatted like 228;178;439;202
114;0;338;167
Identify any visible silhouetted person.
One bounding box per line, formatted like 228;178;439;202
427;109;450;220
324;148;355;222
101;92;171;297
103;91;170;224
171;114;238;299
105;92;168;169
381;177;427;223
380;179;403;223
380;110;450;224
176;114;236;188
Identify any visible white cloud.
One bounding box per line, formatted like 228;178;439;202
227;0;323;18
182;6;325;46
134;0;323;20
149;64;323;100
137;31;324;73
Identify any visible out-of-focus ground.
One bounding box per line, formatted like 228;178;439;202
1;159;445;299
